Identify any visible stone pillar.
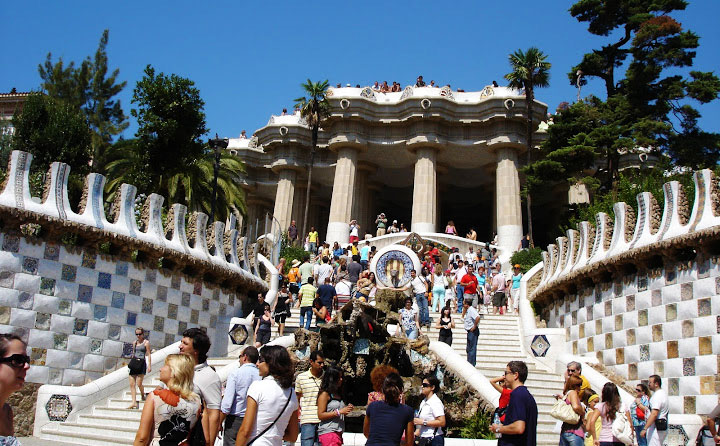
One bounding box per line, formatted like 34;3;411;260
272;169;296;233
495;147;523;252
411;148;437;233
351;169;367;230
326;147;358;244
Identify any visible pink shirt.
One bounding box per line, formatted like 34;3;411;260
598;402;627;442
492;273;506;292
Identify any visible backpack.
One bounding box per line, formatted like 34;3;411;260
611;411;633;446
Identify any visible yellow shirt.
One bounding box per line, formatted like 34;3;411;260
295;369;322;424
308;231;319;243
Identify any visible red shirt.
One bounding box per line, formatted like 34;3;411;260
499;388;512;422
461;274;478;294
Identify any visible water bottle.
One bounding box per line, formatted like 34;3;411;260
493;412;502;438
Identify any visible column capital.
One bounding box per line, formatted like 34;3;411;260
270;161;305;175
405;143;444;155
327;140;368;154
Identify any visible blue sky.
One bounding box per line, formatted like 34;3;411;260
2;1;719;140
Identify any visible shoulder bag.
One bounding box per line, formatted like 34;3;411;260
247;389;293;446
611;411;633;446
128;341;145;375
550;393;580;424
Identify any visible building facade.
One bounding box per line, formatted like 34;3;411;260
230;85;548;253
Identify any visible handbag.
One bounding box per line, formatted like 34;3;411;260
247;389;292;445
127;342;145;374
635;405;646;421
611;412;633;446
655;417;668;431
550;394;580;424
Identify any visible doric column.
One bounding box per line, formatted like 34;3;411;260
326;147;359;244
272;168;296;233
495;147;523;252
411;148;437;233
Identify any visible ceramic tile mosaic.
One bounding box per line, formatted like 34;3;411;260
682;320;694;337
157;286;167;302
639;344;650;361
181;292;191;307
43;244;60;261
178;321;187;334
111;291;125;309
57;299;71;315
17;292;33;310
90;339;103;355
108;324;121;340
167;304;178;319
61;265;76;282
53;333;68;350
35;312;51;330
77;285;93;303
115;262;128;276
638;309;648;326
667;340;679;358
652;289;662;306
22;257;38;274
698;336;712;355
190;309;199;324
683;357;695;376
97;272;111;289
2;234;20;253
681;283;693;300
652;324;663;342
698;298;711;316
129;279;141;296
142;298;153;313
94;305;107;321
81;251;96;269
193;282;202;295
73;319;88;336
126;312;137;325
171;275;181;290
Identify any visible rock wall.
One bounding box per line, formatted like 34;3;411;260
531;170;720;415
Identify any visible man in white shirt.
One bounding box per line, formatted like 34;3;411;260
220;346;260;446
462;298;481;366
408;269;430;327
314;257;333;286
642;374;669;446
453;260;467;311
465;246;476;264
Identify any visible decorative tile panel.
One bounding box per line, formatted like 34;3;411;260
530;334;550;357
46;394;72;421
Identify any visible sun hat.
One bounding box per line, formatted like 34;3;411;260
291;259;301;267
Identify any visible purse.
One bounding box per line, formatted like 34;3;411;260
655;417;668;431
127;342;145;374
635;405;645;421
550;395;580;424
611;411;633;446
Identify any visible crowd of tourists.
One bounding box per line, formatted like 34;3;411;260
330;75;486;94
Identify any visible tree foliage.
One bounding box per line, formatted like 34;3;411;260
38;29;128;171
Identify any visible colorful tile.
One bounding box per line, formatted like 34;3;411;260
615;315;623;331
153;316;164;331
209;314;217;327
43;243;60;261
58;299;71;315
698;298;711;317
31;347;47;366
178;321;187;334
190;309;199;324
586;306;593;321
77;285;93;303
626;295;635;312
638;309;648;326
530;334;550;357
129;279;141;296
142;298;153;313
193;282;202;295
638;276;648;291
699;376;715;395
39;278;56;296
682;320;694;337
93;305;107;321
639;344;650;361
111;292;125;309
683;357;695;376
126;312;137;325
115;262;128;276
628;363;638;380
228;294;235;307
604;300;612;316
587;337;595;352
651;290;662;306
16;291;33;310
667;340;679;358
698;258;710;278
46;394;72;422
228;323;248;345
615;348;624;364
90;339;103;355
61;264;76;282
666;303;677;321
171;275;181;290
0;271;13;288
181;292;191;307
652;324;663;342
654;361;664;376
35;312;51;330
145;269;156;282
122;342;134;358
202;299;209;311
219;303;227;315
156;286;167;302
164;333;175;346
97;272;111;289
681;283;693;301
73;319;88;336
22;257;38;274
108;324;121;340
698;336;712;355
167;304;178;319
212;289;220;301
605;333;613;349
53;333;68;350
683;396;696;414
626;329;636;345
81;251;96;269
2;234;20;253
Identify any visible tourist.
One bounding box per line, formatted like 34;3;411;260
315;257;334;287
367;272;378;303
429;80;436;87
631;383;650;446
703;404;720;445
235;345;300;446
350;240;359;257
641;375;668;446
435;306;454;346
555;375;585;446
452;260;467;312
317;277;337;316
562;362;590;394
444;221;457;236
414;376;445;446
356;271;373;302
335;267;352;307
461;298;481;366
376;213;388;237
321;242;331;259
400;297;420;339
586;382;633;446
388;220;400;233
460;264;480;309
490;361;538;446
583;393;602;446
317;366;354;446
367;365;402;404
252;293;266;334
179;328;222;446
391;82;401;92
281;108;287;116
476;266;489;313
287;260;301;304
431;265;447;311
312;297;330;329
409;269;430;328
372;81;381;91
399;223;408;232
347;255;363;295
240;130;247;139
334;260;349;285
509;265;522;314
275;258;286;287
299;277;317;330
0;334;30;444
220;346;260;446
127;327;152;409
332;242;343;258
359;241;371;270
466;228;477;240
490;375;512;423
465;247;475;264
254;303;274;347
518;234;531;251
364;373;414;446
415;76;426;87
299;254;313;286
349;219;360;243
296;351;325;446
380;81;390;93
308;227;319;254
491;264;506;315
443;270;457;312
133;354;201;446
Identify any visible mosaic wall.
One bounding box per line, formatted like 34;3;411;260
0;231;245;386
544;258;720;415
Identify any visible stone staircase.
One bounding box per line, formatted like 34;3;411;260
37;307;564;446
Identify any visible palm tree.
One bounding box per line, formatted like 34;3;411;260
504;47;551;247
294;79;330;241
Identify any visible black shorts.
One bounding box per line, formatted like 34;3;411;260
274;314;287;324
289;284;299;294
256;330;271;345
129;360;146;376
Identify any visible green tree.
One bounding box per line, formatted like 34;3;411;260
38;30;128;172
294;79;330;239
105;66;245;221
504;47;551;246
11;93;92;174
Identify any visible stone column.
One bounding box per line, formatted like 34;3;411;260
411;148;437;233
351;169;367;230
326;147;359;244
495;147;523;252
272;168;296;233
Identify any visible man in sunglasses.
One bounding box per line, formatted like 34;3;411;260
556;361;590;399
490;361;537;446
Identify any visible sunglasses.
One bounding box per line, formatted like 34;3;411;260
0;354;30;368
421;382;431;387
567;369;577;373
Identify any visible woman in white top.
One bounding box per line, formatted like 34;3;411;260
413;376;446;446
236;345;300;446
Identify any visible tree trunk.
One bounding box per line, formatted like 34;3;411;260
301;124;318;245
526;86;534;248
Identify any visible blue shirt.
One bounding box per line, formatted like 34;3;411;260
499;385;538;446
512;273;522;289
360;246;370;261
220;362;260;417
366;400;414;446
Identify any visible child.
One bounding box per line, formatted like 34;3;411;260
317;366;353;446
490;375;512;422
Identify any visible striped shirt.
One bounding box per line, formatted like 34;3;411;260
295;369;323;424
299;283;317;307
